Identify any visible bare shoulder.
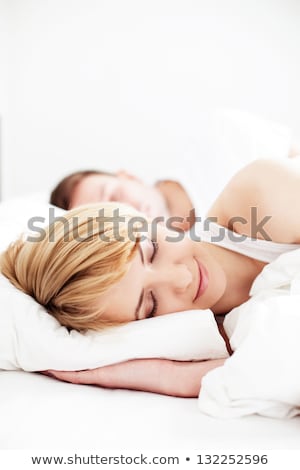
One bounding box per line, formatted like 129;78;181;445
223;158;300;192
207;158;300;243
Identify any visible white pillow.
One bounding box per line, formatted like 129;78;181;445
0;197;228;371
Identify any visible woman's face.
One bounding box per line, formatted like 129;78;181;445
99;225;227;323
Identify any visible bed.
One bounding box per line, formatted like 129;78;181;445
0;196;300;452
1;111;300;451
1;371;300;450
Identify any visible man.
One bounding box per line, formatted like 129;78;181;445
50;110;297;230
50;169;195;231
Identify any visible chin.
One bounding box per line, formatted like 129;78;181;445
198;275;227;312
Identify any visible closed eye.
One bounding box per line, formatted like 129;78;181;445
148;240;159;318
150;240;159;262
148;292;158;318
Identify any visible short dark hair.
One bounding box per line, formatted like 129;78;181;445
50;169;113;210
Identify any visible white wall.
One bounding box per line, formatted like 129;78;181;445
1;0;300;199
0;0;10;200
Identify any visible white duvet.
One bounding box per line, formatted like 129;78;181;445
198;248;300;419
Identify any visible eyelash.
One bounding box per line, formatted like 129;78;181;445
148;240;159;318
150;240;158;262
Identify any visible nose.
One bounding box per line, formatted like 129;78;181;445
147;263;193;293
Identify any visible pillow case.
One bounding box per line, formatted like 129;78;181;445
0;197;228;371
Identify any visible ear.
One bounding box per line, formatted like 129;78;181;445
116;170;142;182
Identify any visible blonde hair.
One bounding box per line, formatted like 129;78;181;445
0;203;142;331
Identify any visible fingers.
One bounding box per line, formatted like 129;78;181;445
42;369;88;384
40;371;53;378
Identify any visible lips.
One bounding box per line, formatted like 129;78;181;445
194;259;209;301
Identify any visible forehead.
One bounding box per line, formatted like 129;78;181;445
78;174;116;192
70;174;116;207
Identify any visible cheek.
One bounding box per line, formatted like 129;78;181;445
156;297;186;316
123;183;143;203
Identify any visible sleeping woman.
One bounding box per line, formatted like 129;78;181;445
1;158;300;398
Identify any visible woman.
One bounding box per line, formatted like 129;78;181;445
2;158;300;397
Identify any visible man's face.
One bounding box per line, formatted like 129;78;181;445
69;173;169;219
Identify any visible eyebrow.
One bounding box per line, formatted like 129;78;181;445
135;244;145;320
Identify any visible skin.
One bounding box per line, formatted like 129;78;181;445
69;171;195;230
67;142;300;225
44;358;226;397
46;158;300;397
99;225;262;324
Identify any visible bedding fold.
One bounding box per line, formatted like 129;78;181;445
198;248;300;419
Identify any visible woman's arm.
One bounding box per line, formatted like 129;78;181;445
42;358;226;398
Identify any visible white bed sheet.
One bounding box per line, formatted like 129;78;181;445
1;371;299;449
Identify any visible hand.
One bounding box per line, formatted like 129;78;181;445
42;359;173;394
41;357;226;397
42;367;115;387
